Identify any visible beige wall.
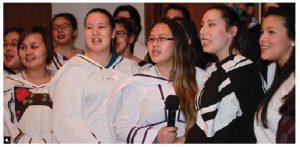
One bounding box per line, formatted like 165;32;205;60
52;3;145;50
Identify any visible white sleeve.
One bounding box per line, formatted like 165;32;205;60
109;83;159;144
49;70;99;143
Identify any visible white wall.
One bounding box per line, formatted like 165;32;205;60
52;3;145;50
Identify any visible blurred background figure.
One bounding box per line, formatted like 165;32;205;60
164;4;191;20
4;27;24;76
239;3;259;29
49;13;83;71
114;18;152;69
113;5;148;62
237;4;262;65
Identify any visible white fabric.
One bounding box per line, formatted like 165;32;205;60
48;54;134;143
47;53;66;74
221;55;252;73
264;62;277;91
108;66;208;143
248;17;260;29
254;73;295;143
196;55;254;138
197;92;242;137
3;74;55;143
3;70;11;78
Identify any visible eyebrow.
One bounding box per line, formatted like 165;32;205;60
4;39;18;42
264;26;276;30
201;19;217;23
207;19;217;22
29;42;39;46
149;34;171;36
53;23;69;25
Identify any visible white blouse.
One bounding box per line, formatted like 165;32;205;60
254;73;295;143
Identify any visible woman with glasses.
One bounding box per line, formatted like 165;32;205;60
114;18;151;69
4;27;24;76
4;26;55;143
113;5;148;62
49;13;83;72
108;18;207;143
48;8;140;143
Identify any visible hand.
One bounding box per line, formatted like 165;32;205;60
157;126;177;144
174;137;185;144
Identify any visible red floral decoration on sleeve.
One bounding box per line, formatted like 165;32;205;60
15;88;30;102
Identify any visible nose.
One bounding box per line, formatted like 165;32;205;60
151;39;159;47
4;44;11;51
24;47;34;55
199;26;206;38
92;28;100;36
259;32;267;44
57;26;63;31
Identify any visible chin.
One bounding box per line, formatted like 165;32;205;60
261;55;272;61
150;57;159;63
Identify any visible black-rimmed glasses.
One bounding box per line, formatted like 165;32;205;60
52;23;71;31
147;36;174;44
115;31;129;38
4;41;18;48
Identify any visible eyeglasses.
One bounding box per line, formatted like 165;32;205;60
115;31;128;38
147;36;174;44
52;23;71;31
4;41;18;48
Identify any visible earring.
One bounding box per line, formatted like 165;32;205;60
291;42;295;47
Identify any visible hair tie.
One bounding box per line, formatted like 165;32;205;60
231;5;242;18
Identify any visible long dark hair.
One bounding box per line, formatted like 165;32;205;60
149;19;198;133
209;5;249;56
173;18;214;69
256;6;295;128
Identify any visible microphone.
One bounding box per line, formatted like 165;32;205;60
165;95;179;127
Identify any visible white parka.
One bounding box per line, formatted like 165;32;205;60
108;66;208;143
48;54;139;143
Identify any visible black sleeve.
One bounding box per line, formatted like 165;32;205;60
228;63;265;143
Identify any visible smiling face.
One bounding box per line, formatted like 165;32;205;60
18;33;48;70
4;31;22;71
147;23;175;66
52;16;76;45
199;9;235;61
259;15;294;64
84;12;114;53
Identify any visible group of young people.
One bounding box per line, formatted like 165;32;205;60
3;3;295;144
